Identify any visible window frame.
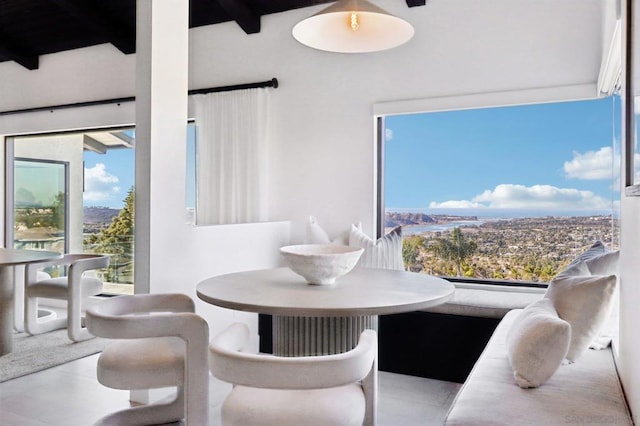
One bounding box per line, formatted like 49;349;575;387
5;139;70;253
374;89;619;286
624;0;640;195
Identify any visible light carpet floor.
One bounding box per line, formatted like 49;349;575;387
0;329;107;382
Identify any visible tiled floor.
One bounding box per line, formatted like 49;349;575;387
0;353;461;425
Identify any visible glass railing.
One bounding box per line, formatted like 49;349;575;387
83;238;134;295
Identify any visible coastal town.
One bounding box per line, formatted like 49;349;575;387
388;212;618;283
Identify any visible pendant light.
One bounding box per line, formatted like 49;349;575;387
292;0;415;53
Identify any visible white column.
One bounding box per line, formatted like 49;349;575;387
135;0;189;295
132;0;192;413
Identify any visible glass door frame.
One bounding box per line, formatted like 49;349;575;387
4;137;70;252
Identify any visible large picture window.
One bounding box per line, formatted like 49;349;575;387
379;96;621;283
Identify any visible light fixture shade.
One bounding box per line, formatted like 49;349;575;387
292;0;415;53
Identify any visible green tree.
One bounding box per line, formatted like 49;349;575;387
50;192;65;230
539;264;557;282
430;227;478;276
86;187;135;283
101;188;134;242
402;235;425;272
15;192;65;230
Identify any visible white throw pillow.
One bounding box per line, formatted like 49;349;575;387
545;274;616;362
304;216;352;245
506;299;571;388
585;250;619;276
305;216;331;244
585;250;620;350
568;240;607;266
554;259;590;278
349;225;404;270
553;240;610;278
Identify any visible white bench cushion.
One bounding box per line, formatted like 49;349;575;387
445;309;633;425
422;286;544;319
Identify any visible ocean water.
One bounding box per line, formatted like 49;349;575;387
402;220;487;235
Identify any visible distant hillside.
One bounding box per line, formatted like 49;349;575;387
385;212;435;227
84;206;120;224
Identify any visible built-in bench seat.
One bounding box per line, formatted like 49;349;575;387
378;283;546;382
445;308;633;425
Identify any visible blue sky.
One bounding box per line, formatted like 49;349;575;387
84;148;134;209
384;96;621;215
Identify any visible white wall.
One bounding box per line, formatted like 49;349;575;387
4;0;637;408
619;194;640;420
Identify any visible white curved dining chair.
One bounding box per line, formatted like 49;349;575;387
14;267;56;332
24;253;110;342
85;293;209;426
210;323;378;426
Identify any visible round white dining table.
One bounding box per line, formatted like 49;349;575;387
197;267;455;356
0;248;62;355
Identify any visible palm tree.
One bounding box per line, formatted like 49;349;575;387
430;227;477;276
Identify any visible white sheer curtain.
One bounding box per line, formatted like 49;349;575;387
192;88;270;225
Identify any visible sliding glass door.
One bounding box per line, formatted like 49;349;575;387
12;159;68;252
5;129;135;295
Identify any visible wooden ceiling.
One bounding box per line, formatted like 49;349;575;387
0;0;424;70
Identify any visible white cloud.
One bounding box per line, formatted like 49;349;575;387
429;183;611;211
385;128;393;142
429;200;485;208
563;145;640;191
84;163;120;202
563;146;616;180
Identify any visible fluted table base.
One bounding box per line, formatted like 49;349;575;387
0;267;14;355
273;315;378;357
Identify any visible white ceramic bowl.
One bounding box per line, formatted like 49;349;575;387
280;244;364;285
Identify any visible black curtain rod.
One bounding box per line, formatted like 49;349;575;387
0;78;278;117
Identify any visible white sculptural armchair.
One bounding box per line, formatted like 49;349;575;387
209;323;378;426
24;253;110;342
85;293;209;426
14;267;56;332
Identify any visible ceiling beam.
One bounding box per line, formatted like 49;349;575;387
83;135;108;154
0;32;38;70
406;0;426;7
209;0;261;34
111;131;135;148
49;0;135;54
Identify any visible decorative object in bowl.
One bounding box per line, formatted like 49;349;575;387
280;244;364;285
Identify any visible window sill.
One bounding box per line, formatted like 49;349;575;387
440;276;548;290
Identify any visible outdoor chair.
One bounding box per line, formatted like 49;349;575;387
24;253;109;342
